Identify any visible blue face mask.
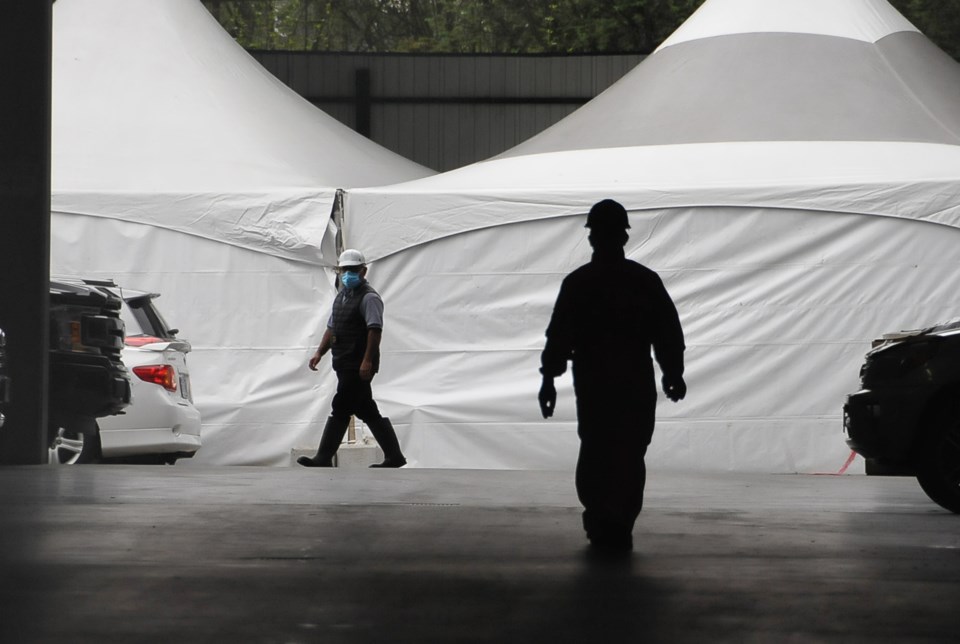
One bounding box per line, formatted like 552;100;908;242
340;270;361;289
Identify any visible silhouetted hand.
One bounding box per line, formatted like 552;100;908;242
662;375;686;402
308;351;323;371
539;377;557;419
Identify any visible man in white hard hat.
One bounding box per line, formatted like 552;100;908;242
298;249;407;468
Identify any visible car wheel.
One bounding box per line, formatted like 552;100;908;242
48;421;102;465
916;403;960;514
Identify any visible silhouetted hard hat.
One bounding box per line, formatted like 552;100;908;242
337;248;366;268
585;199;630;230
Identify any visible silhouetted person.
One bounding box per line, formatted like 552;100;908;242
539;199;685;551
299;248;407;468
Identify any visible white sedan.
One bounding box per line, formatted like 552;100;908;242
96;287;201;464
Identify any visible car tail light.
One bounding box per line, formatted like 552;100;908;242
126;335;166;347
133;365;177;392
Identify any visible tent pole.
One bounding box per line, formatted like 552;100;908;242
333;188;346;258
331;189;355;444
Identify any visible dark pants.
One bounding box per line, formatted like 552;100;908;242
574;375;657;539
331;371;384;424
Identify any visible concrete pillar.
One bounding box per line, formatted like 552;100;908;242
0;1;52;464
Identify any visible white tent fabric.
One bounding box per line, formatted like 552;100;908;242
53;0;430;263
342;0;960;472
50;0;432;464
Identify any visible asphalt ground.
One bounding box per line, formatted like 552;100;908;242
0;465;958;643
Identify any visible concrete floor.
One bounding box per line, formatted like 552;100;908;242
0;466;958;643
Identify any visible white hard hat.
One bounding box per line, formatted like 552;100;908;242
337;248;366;268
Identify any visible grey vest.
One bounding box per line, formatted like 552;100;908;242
331;282;379;373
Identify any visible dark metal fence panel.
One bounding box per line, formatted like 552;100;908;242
250;52;644;171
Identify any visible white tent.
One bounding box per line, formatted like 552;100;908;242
343;0;960;472
51;0;432;464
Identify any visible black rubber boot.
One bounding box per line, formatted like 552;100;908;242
366;417;407;468
297;416;350;467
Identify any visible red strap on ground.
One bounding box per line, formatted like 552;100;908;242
835;450;858;475
811;450;858;476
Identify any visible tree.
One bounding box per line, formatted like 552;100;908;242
202;0;707;53
201;0;960;60
891;0;960;61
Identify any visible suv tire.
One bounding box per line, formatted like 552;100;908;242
916;401;960;514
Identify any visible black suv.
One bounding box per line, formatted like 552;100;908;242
844;319;960;513
48;279;132;463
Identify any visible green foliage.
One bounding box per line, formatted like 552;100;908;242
890;0;960;61
202;0;707;52
202;0;960;59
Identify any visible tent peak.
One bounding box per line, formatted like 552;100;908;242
657;0;918;53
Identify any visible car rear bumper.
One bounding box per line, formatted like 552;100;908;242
49;352;131;421
98;426;201;458
98;388;201;458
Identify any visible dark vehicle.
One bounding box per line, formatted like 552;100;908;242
844;319;960;513
48;279;132;464
0;327;9;429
